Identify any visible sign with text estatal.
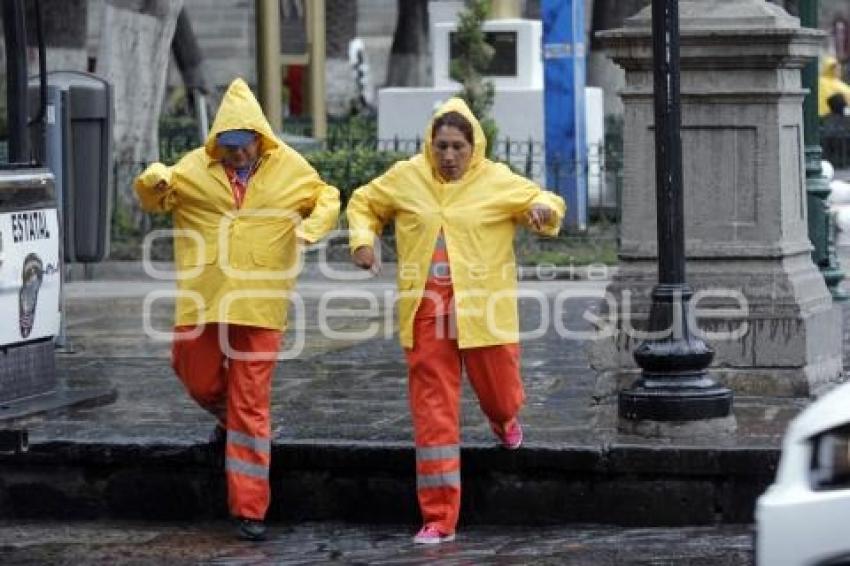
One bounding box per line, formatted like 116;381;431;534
542;0;587;229
0;208;61;345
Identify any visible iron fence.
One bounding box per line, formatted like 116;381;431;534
112;119;624;259
154;122;623;204
822;122;850;169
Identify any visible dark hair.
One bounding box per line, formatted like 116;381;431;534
431;111;474;145
828;92;848;116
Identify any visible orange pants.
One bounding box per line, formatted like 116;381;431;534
172;323;282;520
405;315;524;534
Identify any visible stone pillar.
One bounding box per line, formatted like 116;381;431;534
591;0;843;397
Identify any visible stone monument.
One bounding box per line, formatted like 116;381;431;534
590;0;844;398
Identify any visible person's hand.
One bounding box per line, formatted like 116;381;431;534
526;204;553;231
353;246;376;270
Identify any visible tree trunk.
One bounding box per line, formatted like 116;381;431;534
385;0;429;87
326;0;357;59
96;0;183;229
590;0;648;48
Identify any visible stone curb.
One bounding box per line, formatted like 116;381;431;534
68;261;617;282
0;439;777;525
517;264;618;281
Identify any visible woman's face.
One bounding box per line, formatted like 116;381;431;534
432;125;473;181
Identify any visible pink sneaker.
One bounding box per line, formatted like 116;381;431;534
412;524;456;544
492;419;523;450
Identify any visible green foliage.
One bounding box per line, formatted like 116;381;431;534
324;115;379;150
305;148;409;206
514;225;619;266
519;246;618;267
159;114;201;164
280;115;379;142
110;202;174;260
450;0;498;157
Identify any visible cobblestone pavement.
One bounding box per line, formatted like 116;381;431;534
0;520;754;565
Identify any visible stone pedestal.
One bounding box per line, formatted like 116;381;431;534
591;0;843;397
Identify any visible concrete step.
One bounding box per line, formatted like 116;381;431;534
0;437;777;526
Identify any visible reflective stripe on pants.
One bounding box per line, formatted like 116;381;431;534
172;323;281;520
406;314;523;534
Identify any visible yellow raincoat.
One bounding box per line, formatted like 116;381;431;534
819;56;850;117
134;78;340;331
347;98;566;349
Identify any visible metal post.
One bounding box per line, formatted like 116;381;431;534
255;0;282;133
542;0;588;229
307;0;327;140
3;0;29;164
488;0;521;20
801;0;847;301
618;0;733;422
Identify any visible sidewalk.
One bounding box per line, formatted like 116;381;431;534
0;260;844;526
0;520;754;565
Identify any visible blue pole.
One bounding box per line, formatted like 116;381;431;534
542;0;587;229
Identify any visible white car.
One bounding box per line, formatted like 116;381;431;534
756;381;850;566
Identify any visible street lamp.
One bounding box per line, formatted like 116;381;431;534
618;0;733;422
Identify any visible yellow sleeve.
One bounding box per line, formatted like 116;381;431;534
346;169;398;252
504;171;566;237
133;162;177;213
295;180;341;244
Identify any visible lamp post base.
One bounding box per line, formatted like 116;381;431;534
619;379;733;421
617;411;737;438
620;283;734;422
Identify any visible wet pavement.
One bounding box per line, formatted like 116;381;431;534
0;260;847;536
8;264;810;450
0;520;754;565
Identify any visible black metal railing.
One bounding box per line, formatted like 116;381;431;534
110;118;624;260
822;122;850;169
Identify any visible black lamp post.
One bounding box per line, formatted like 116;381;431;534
619;0;733;421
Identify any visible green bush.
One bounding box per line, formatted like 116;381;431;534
450;0;499;157
305;148;409;206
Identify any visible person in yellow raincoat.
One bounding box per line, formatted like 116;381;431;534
819;56;850;118
134;78;339;541
347;98;566;544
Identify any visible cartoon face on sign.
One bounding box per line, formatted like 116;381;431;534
19;253;44;339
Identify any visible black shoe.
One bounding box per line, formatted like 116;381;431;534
236;518;267;541
208;424;226;467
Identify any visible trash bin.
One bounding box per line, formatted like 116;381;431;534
29;71;112;263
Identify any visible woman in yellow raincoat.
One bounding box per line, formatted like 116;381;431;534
347;98;565;544
135;78;339;541
819;56;850;117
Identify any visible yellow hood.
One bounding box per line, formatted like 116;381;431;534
423;98;487;182
822;56;841;79
204;78;280;160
